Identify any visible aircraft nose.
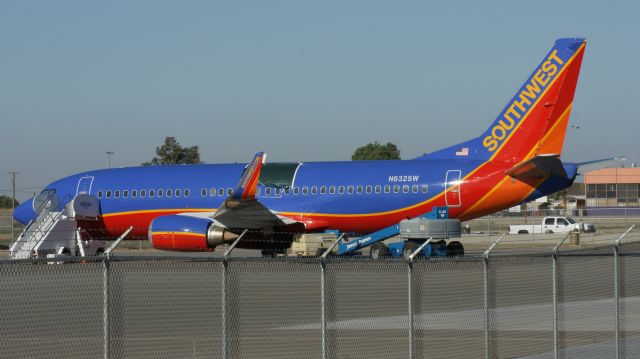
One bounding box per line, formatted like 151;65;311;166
13;198;36;225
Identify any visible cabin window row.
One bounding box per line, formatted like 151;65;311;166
97;188;191;199
199;188;235;197
257;184;427;196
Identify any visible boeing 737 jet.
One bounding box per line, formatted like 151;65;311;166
13;38;587;254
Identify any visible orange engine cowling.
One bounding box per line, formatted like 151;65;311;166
148;215;238;251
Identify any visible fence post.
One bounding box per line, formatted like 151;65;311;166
614;242;620;359
483;256;489;359
614;225;635;359
482;234;505;359
552;253;558;359
103;256;110;359
321;260;328;359
320;234;343;359
222;258;229;359
408;261;414;359
406;238;433;359
551;233;569;359
222;230;248;359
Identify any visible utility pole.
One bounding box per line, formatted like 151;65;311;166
105;151;114;168
8;171;18;240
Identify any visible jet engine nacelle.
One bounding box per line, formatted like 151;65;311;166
149;215;238;251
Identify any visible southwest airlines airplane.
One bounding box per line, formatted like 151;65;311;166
14;38;587;253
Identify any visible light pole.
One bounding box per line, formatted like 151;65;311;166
105;151;114;168
8;171;18;240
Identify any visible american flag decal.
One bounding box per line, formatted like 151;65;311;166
456;148;469;156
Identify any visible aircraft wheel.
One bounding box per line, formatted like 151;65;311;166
403;242;418;259
446;241;464;257
370;243;388;259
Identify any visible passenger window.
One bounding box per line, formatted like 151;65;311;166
175;189;181;197
375;185;381;194
274;187;282;195
329;186;336;194
131;190;137;198
366;185;372;194
311;186;318;195
123;190;129;198
184;189;190;197
348;186;354;194
357;185;363;194
218;188;225;196
140;190;146;198
285;187;291;195
256;188;262;195
293;187;299;195
227;188;232;196
384;185;391;193
393;185;400;193
106;191;112;198
210;188;216;196
266;187;272;195
339;186;345;194
412;185;418;193
149;190;155;197
201;189;207;197
157;189;163;197
114;190;120;198
97;191;103;198
302;187;309;195
403;185;409;193
320;186;327;194
421;184;428;193
166;189;172;197
544;218;554;225
557;218;568;226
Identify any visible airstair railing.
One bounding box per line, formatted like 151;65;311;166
29;194;75;253
11;193;74;256
9;191;58;251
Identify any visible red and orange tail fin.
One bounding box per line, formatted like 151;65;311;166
230;152;266;200
418;38;586;163
484;38;586;163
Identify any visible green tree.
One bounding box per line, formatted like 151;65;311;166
352;142;400;160
143;137;203;165
0;195;19;209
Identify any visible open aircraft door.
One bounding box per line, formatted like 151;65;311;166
76;176;94;195
445;170;462;207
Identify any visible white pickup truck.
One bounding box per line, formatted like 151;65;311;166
509;216;596;234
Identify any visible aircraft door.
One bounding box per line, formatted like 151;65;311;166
445;170;462;207
76;176;95;195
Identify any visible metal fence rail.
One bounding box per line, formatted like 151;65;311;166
1;227;640;358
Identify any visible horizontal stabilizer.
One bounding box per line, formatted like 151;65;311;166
506;155;566;180
576;157;626;174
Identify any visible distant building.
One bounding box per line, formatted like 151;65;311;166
584;168;640;207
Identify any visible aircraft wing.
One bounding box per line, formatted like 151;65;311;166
506;155;567;180
212;152;300;229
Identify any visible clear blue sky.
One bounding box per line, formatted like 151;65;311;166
1;0;638;200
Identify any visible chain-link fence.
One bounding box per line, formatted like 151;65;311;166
2;228;640;359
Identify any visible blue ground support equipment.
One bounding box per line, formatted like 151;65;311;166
336;207;463;258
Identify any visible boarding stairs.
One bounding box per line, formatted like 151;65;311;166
9;194;99;259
